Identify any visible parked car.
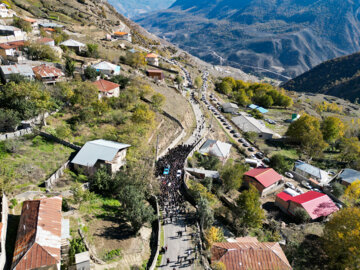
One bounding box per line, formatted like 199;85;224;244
163;165;170;175
255;152;264;159
263;158;270;164
176;170;182;178
285;182;295;190
230;130;236;134
243;143;250;147
233;133;240;138
313;188;321;193
248;147;256;152
296;187;304;194
285;172;294;178
302;182;312;190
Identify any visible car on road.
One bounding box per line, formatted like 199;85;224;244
263;158;270;164
285;172;294;178
239;138;246;143
230;130;236;134
233;133;240;138
285;182;295;190
176;170;182;178
243;143;250;147
248;147;256;152
255;152;264;159
302;182;312;190
163;165;170;175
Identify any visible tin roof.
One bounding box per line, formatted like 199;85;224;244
36;37;54;44
0;25;20;31
232;113;274;135
71;139;130;167
339;168;360;185
146;53;158;58
114;31;128;36
92;79;120;92
0;64;34;76
198;139;232;159
60;39;85;48
222;102;239;110
211;238;291;270
33;64;64;78
11;196;62;270
294;161;328;182
39;22;63;28
244;167;283;188
91;61;120;71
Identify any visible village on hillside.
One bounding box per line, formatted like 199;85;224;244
0;1;359;270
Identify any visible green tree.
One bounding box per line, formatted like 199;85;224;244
175;75;183;85
89;167;120;197
217;81;232;95
12;17;32;32
197;196;214;230
131;104;155;124
293;207;311;223
0;109;20;132
235;185;265;230
321;116;345;143
84;66;99;81
151;93;165;111
220;160;247;192
269;154;291;174
110;75;130;89
70;82;99;107
125;52;145;68
256;94;273;108
65;58;76;77
323;207;360;270
332;182;345;198
86;43;99;58
338;137;360;164
26;43;59;62
194;76;203;89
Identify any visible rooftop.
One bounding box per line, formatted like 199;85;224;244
339;168;360;185
146;53;158;58
232;113;274;135
0;64;34;76
92;79;120;92
60;39;85;47
33;64;64;78
222;102;239;110
92;61;120;71
244;167;283;188
198;139;232;159
36;37;54;44
114;31;128;36
71;139;130;167
294;161;329;182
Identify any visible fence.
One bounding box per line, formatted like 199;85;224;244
38;131;81;151
0;127;33;141
148;196;161;270
45;161;70;190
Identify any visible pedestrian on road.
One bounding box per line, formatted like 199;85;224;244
167;258;170;265
177;255;180;262
165;246;168;252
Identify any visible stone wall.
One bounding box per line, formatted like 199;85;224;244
0;127;33;141
39;131;81;151
45;161;70;190
148;196;161;270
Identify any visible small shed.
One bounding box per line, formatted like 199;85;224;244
75;252;90;270
60;39;86;53
146;69;164;80
338;168;360;186
222;102;239;113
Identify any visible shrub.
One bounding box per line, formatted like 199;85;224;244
293;207;311;223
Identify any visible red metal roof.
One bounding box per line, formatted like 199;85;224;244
211;238;292;270
146;53;158;58
32;64;64;78
12;196;62;270
0;41;25;50
276;191;294;202
37;37;54;44
244;167;283;188
92;79;120;92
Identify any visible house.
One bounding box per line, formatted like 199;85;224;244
37;37;55;47
0;4;16;17
222;102;239;113
32;64;65;84
0;41;26;62
232;112;275;139
211;237;292;270
113;31;132;42
146;69;164;80
71;139;131;176
243;167;284;197
185;168;220;179
146;53;159;66
11;196;69;270
75;252;90;270
338;168;360;186
91;61;120;76
293;161;330;186
248;104;268;114
0;194;8;270
198;139;232;162
23;17;38;28
92;79;120;98
42;27;55;34
60;39;86;53
0;64;35;82
39;22;64;29
275;190;339;220
0;25;22;37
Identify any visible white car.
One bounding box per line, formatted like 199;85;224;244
176;170;182;178
285;182;295;190
285;172;294;178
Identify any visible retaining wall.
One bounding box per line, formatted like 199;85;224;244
148;196;161;270
39;131;81;151
0;127;33;141
45;161;70;190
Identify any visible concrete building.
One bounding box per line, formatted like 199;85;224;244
11;196;68;270
75;252;90;270
60;39;85;53
0;4;16;17
32;64;64;84
0;64;35;82
37;37;55;47
211;237;292;270
39;22;64;29
92;79;120;99
232;112;274;139
146;53;159;66
0;41;26;63
338;168;360;186
222;102;239;113
293;161;330;186
243;167;284;197
91;61;120;76
0;194;8;270
146;69;164;80
71;139;131;176
185;168;220;179
198;139;232;162
113;31;132;42
275;190;338;220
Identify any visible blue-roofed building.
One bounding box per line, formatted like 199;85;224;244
248;104;257;109
339;169;360;186
294;161;329;186
248;104;268;114
71;139;131;175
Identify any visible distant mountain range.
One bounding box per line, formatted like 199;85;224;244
107;0;175;18
135;0;360;80
282;52;360;103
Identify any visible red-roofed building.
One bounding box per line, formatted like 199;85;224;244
11;196;64;270
146;53;159;66
211;237;292;270
33;64;64;84
244;167;284;197
275;191;339;220
0;41;26;62
92;79;120;98
113;31;132;42
37;37;55;47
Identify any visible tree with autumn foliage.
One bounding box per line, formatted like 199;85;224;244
343;180;360;206
286;114;328;158
211;261;226;270
204;226;225;249
321;116;345;143
323;207;360;270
